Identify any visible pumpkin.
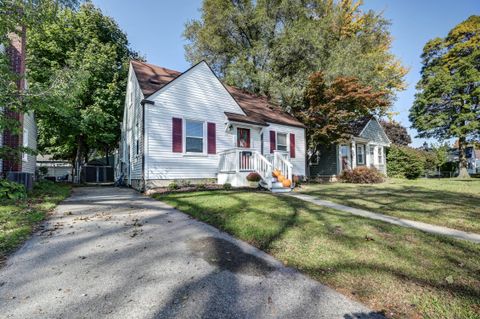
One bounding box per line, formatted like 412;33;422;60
273;169;281;177
278;175;285;182
282;179;292;188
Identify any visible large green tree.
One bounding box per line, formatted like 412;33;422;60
184;0;406;108
27;3;137;180
0;0;80;168
380;120;412;146
409;15;480;178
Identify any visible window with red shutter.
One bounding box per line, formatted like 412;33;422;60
269;131;276;153
207;122;216;154
290;133;296;158
172;117;182;153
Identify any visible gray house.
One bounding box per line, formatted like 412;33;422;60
309;117;390;180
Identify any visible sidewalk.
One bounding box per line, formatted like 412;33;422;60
286;193;480;244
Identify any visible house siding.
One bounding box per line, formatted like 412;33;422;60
120;65;144;186
264;123;306;177
310;144;337;176
20;111;37;174
360;119;390;144
145;62;246;180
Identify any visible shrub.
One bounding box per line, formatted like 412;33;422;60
293;175;302;186
223;183;232;190
196;183;207;190
0;179;27;200
387;145;426;179
246;172;261;182
340;167;384;184
167;182;179;191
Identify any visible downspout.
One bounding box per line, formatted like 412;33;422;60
141;99;154;193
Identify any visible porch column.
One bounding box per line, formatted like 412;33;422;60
365;143;371;167
337;144;342;174
351;140;357;169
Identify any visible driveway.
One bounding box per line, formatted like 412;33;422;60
0;187;382;319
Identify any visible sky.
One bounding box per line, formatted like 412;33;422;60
93;0;479;147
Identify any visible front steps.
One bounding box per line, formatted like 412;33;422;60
260;178;293;193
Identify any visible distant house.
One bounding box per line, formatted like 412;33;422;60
309;117;391;180
118;60;306;192
447;145;480;174
0;29;37;189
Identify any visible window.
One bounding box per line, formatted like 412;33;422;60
22;128;28;162
185;120;204;153
369;145;375;156
277;133;287;151
357;145;365;164
309;151;320;166
378;146;383;164
237;128;250;148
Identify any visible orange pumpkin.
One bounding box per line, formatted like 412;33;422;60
278;175;285;182
273;169;281;177
282;179;292;188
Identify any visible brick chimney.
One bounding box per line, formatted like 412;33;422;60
2;27;26;174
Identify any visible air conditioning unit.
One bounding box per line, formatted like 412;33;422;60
6;172;34;191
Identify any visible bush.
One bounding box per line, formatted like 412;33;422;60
293;175;302;186
387;145;426;179
167;182;180;191
196;183;207;190
246;172;261;182
340;167;384;184
223;183;232;190
0;179;27;200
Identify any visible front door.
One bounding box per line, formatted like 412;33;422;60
237;128;251;148
340;144;350;171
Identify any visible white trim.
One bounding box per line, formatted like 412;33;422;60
356;144;365;165
22;127;28;162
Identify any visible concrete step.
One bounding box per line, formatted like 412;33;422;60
271;187;292;193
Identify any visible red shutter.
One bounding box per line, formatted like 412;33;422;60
269;130;276;153
172;117;182;153
290;133;296;158
207;122;216;154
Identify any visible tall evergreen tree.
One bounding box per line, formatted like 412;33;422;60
409;16;480;178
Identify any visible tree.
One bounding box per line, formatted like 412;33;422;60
184;0;407;108
27;3;138;181
296;72;388;158
380;120;412;146
0;0;80;170
409;15;480;178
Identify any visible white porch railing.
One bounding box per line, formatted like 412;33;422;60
218;148;294;190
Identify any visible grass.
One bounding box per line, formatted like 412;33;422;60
154;190;480;319
0;180;71;260
300;178;480;234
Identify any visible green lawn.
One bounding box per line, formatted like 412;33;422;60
300;178;480;234
0;180;71;260
154;190;480;319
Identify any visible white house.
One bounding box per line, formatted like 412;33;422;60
118;60;306;192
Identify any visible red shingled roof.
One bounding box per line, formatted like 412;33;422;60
131;60;305;128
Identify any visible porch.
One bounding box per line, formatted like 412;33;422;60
337;139;387;175
218;148;294;192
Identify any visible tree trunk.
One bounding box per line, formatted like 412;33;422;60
457;137;470;179
74;135;84;184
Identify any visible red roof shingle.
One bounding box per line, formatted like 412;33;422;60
131;60;305;128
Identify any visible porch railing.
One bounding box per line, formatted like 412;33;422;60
273;151;293;183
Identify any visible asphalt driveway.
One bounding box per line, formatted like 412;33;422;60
0;187;383;319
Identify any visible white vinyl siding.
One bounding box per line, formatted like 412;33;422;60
265;123;306;176
120;64;144;181
145;62;247;180
20;111;37;174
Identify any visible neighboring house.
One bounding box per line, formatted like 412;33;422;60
118;60;306;192
1;29;37;189
309;117;391;180
447;145;480;174
37;155;73;182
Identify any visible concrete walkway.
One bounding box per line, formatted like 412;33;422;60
287;193;480;244
0;187;383;319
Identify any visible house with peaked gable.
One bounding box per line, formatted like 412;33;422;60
309;117;391;180
118;60;306;192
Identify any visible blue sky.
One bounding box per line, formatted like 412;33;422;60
93;0;478;147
